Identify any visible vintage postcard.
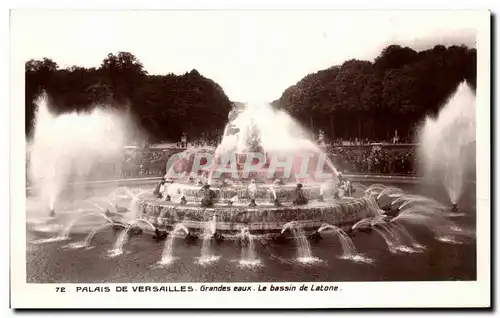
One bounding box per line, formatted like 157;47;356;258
10;9;491;309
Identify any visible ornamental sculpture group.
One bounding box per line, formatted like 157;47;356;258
151;176;354;208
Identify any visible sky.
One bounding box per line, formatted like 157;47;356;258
11;10;478;103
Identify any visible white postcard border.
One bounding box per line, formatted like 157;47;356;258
9;9;491;309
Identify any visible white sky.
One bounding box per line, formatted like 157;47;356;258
11;10;477;102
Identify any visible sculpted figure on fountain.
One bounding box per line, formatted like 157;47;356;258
293;183;308;205
248;179;257;207
201;184;216;207
153;179;166;199
161;178;174;201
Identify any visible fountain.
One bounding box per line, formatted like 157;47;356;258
27;94;130;218
370;221;421;254
158;223;189;265
133;102;381;238
85;223;126;246
61;210;113;238
198;217;220;265
317;223;372;263
62;222;128;250
238;227;261;267
391;221;425;251
281;221;320;264
418;81;476;210
26;98;476;271
109;218;156;256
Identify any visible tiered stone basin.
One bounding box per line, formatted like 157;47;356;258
135;182;379;237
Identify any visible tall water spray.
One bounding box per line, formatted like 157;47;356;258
212;102;340;183
28;94;130;214
418;81;476;205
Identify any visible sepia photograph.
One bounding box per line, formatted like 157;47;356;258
10;8;490;309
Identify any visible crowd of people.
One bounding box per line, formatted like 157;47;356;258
25;143;421;185
120;149;179;178
327;146;419;176
116;144;421;178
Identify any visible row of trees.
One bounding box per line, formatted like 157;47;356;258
272;44;476;141
25;44;476;143
25;52;233;141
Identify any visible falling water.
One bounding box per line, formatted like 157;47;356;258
372;222;420;254
124;190;151;220
282;222;320;264
239;228;261;267
158;224;189;265
392;211;471;245
376;187;404;201
372;226;400;254
318;223;373;263
318;224;357;257
85;223;126;246
63;222;127;250
268;185;277;200
363;195;385;216
352;217;374;230
109;225;132;256
60;210;113;238
294;227;314;262
376;187;405;208
109;219;156;256
395;195;445;211
391;222;425;251
365;184;387;196
197;217;220;265
281;221;297;235
418;81;476;205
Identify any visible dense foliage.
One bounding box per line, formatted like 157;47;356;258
272;44;476;142
25;44;476;144
25;52;233;142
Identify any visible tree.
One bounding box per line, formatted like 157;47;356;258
25;53;233;142
100;52;147;102
274;44;477;141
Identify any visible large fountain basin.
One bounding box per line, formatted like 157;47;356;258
135;193;378;234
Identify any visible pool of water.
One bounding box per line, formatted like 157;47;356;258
26;181;477;283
